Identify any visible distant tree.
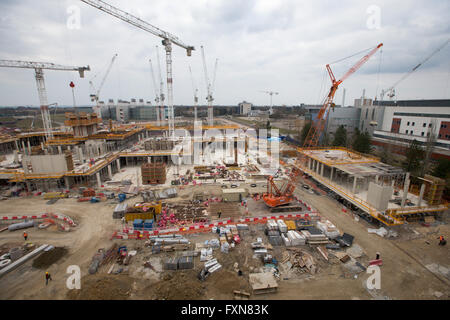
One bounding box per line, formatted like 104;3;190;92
403;139;424;174
432;158;450;179
321;132;331;147
266;120;271;130
332;125;347;147
352;128;371;153
299;121;312;145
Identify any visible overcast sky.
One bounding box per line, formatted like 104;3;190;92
0;0;449;108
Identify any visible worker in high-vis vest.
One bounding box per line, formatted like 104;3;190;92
439;236;446;246
23;232;28;241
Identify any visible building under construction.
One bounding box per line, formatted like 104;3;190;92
296;147;447;226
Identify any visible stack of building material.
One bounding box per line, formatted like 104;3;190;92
144;139;174;151
141;162;166;185
204;258;221;273
287;230;306;246
300;228;329;245
113;203;128;219
266;219;278;231
285;220;296;230
178;256;194;270
236;224;249;230
316;220;340;239
281;233;291;246
164;257;178;270
277;220;288;233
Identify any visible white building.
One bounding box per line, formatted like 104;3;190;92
370;100;450;159
238;101;252;115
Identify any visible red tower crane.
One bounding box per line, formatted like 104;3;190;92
303;43;383;148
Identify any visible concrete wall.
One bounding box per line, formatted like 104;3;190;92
23;154;68;174
367;182;393;211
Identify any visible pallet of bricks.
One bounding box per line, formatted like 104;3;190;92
141;162;166;185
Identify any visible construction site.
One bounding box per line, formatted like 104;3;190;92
0;0;449;302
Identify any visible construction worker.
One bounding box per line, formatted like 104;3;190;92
438;236;446;246
375;252;380;260
218;211;222;219
139;233;143;240
23;232;28;241
45;272;52;285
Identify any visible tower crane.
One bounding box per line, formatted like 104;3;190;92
79;0;194;137
155;46;165;126
189;65;199;123
379;38;449;101
148;58;161;126
260;90;279;115
89;53;117;118
201;46;218;126
303;43;383;148
0;59;90;140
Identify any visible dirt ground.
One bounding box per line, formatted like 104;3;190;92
0;180;449;300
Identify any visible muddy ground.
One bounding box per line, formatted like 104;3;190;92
0;182;449;300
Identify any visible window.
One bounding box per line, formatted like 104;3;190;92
429;123;432;127
371;109;375;120
405;130;408;134
407;121;410;126
410;131;413;135
421;132;424;136
412;122;415;126
423;123;426;127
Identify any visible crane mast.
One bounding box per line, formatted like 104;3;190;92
90;53;117;118
156;46;165;126
148;58;160;126
189;66;199;123
201;46;218;126
0;59;90;140
303;43;383;148
380;38;449;101
260;90;279;115
80;0;194;137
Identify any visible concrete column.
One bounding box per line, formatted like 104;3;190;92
58;146;62;154
64;176;70;189
330;167;334;181
14;140;19;151
147;157;151;163
418;183;426;207
107;164;113;179
78;147;84;162
116;159;121;171
27;140;31;154
308;158;311;170
67;145;71;151
401;173;410;208
96;172;102;188
22;141;26;154
352;176;357;194
320;163;324;176
25;181;31;192
375;175;379;184
13;150;18;163
41;142;44;150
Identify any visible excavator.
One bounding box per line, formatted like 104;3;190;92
263;167;301;210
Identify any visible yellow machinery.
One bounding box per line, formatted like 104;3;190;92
124;201;162;222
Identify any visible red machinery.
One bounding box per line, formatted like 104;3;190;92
263;167;301;207
303;43;383;148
